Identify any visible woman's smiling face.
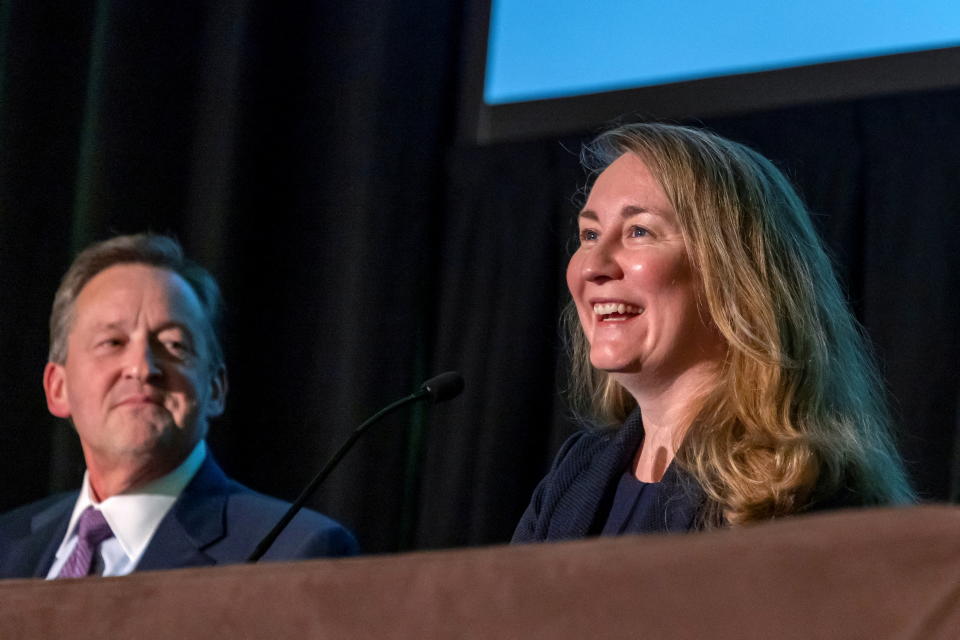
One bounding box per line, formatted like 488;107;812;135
566;152;725;387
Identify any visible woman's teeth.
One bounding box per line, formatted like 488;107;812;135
593;302;641;316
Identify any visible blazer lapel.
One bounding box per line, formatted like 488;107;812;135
549;409;646;539
135;454;230;572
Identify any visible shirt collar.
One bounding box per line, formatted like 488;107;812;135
63;441;207;561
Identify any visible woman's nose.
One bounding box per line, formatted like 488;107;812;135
581;242;623;283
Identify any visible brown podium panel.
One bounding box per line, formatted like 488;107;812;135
1;505;958;639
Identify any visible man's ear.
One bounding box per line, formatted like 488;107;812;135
43;362;72;418
206;364;228;418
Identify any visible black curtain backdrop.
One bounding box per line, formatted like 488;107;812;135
1;2;958;554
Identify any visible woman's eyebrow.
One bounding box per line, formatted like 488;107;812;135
620;205;650;219
578;205;652;220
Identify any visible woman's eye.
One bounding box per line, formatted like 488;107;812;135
579;229;598;242
628;226;649;238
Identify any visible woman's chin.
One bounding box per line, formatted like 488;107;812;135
589;354;641;374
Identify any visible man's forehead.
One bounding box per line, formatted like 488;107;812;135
72;264;207;328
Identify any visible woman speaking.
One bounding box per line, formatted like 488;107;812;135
513;123;914;541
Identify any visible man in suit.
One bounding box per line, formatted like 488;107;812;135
0;233;357;579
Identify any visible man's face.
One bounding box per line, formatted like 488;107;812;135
43;264;226;477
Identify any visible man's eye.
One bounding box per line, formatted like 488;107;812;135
164;341;190;355
97;338;123;349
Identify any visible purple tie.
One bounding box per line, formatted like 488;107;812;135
57;507;114;578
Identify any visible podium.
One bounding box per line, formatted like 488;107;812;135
1;505;958;638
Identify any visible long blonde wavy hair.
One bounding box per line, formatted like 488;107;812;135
566;123;914;525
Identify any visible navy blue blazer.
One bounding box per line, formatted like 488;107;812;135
512;409;704;543
0;453;358;579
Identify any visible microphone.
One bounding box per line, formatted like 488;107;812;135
418;370;464;404
247;371;465;562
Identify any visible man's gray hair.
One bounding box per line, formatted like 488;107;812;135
48;233;224;369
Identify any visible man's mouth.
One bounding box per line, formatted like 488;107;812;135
593;302;643;322
116;395;163;408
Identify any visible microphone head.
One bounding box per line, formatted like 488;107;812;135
420;371;465;404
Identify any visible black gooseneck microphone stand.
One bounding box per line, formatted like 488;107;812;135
247;371;464;563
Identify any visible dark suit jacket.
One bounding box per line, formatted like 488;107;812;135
0;453;358;579
512;408;704;543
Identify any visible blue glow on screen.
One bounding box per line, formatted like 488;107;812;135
486;0;960;104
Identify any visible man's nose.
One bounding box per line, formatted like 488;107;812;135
123;340;162;381
581;240;623;283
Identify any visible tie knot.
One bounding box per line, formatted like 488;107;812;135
76;507;114;547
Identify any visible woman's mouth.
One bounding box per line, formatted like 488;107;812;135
593;302;643;321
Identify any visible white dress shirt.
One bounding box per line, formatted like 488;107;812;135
46;441;207;578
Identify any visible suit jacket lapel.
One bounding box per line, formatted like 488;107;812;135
135;454;230;572
0;492;74;578
24;495;75;578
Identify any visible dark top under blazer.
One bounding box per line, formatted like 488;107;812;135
0;453;358;579
512;409;704;543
